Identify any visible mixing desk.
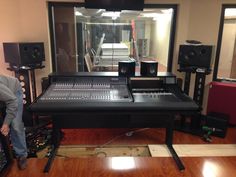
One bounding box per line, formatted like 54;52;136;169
39;77;132;102
29;72;199;173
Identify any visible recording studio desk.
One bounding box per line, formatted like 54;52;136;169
29;72;199;173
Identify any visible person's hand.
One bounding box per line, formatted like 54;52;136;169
1;124;10;136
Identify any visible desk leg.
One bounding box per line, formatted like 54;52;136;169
167;145;185;171
43;145;58;173
43;119;61;173
166;116;185;171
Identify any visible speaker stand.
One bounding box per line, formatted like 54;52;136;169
175;67;211;135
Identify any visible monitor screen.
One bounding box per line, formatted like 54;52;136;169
85;0;144;11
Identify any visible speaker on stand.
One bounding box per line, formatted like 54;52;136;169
176;43;213;135
178;44;213;105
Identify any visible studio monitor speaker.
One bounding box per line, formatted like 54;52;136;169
178;45;213;69
140;61;158;76
118;61;135;77
3;42;45;67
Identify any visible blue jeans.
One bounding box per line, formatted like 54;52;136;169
10;88;27;158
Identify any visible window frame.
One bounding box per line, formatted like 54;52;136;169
213;4;236;81
48;2;177;73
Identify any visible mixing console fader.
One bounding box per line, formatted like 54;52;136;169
39;77;133;102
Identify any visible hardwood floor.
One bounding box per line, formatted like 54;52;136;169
5;127;236;177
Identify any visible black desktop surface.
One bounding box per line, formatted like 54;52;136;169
48;71;176;78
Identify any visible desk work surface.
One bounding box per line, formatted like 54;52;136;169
29;72;199;113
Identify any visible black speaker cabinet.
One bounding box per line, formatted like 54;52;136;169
178;45;213;69
3;42;45;67
140;61;158;76
118;61;135;77
206;112;229;138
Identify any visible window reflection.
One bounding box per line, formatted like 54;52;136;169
110;157;135;170
202;161;218;177
217;8;236;80
54;7;77;73
52;6;174;73
76;8;173;72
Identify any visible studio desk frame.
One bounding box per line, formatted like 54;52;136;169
29;72;199;173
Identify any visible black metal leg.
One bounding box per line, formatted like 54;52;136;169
183;72;191;95
43;119;61;173
43;145;58;173
167;145;185;171
166;116;185;171
193;72;206;107
165;116;174;145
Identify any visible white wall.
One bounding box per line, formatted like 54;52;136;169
0;0;21;76
186;0;235;112
154;14;172;66
0;0;81;95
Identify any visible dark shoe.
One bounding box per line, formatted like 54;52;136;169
17;156;27;170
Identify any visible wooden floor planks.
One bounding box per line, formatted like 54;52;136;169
5;127;236;177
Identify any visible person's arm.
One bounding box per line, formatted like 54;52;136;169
0;84;18;135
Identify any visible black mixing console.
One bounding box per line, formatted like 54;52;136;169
29;72;199;173
30;72;199;113
39;76;132;102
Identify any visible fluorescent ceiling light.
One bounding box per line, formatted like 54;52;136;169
101;12;120;20
96;9;105;13
161;8;173;14
75;11;83;16
225;8;236;17
141;13;161;18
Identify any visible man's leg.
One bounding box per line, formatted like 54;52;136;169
10;89;27;169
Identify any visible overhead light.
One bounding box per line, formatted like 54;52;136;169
141;13;160;18
96;9;105;14
153;13;172;21
75;11;83;16
161;8;173;14
101;12;120;20
225;8;236;17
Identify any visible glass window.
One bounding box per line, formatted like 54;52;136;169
53;6;77;72
214;6;236;81
49;3;176;73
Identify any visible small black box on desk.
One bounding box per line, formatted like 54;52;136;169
206;112;229;138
